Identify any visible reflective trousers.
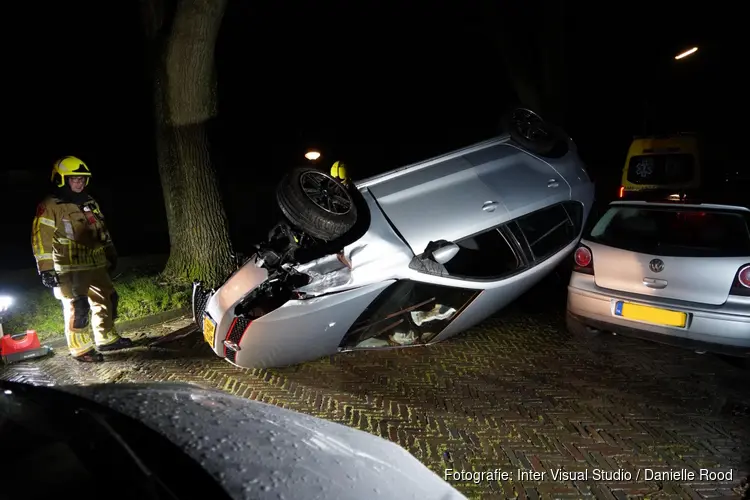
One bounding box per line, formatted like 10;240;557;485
56;267;121;357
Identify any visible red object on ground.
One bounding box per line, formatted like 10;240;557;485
1;330;42;356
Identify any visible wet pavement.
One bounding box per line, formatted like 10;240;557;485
2;282;749;499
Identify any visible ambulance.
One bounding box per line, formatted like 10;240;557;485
619;133;700;199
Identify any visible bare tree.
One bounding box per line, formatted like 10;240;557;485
536;0;567;125
141;0;235;287
478;1;567;124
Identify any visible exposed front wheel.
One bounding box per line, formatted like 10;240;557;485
502;107;566;157
276;167;358;241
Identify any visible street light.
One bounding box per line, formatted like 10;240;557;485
304;150;321;161
675;47;698;60
641;45;699;132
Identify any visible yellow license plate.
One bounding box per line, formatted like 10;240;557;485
203;315;217;346
615;301;687;328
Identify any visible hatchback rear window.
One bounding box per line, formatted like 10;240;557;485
588;206;750;257
627;154;695;185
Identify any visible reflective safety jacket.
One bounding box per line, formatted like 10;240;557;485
32;195;116;274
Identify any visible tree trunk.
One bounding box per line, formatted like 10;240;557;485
478;2;568;123
537;0;567;125
141;0;234;288
477;1;544;115
141;0;182;251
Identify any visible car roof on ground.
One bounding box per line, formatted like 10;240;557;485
609;200;750;212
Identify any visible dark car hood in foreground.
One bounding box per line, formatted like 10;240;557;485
62;383;465;500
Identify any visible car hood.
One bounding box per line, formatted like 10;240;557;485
62;383;466;500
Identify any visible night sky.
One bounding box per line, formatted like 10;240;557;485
2;1;738;270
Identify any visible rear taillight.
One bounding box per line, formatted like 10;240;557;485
618;186;624;198
730;264;750;297
573;245;594;275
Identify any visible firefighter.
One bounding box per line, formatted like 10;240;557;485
32;156;133;362
329;161;350;187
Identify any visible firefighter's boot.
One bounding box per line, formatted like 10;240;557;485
97;337;133;352
73;350;104;363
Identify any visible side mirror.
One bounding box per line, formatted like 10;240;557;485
424;240;460;265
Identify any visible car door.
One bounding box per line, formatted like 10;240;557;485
364;155;511;256
463;144;571;219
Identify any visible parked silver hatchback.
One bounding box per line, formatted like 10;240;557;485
567;200;750;357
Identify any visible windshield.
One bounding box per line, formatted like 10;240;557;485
627;154;696;185
588;205;750;257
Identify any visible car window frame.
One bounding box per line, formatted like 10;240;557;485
409;201;585;282
410;223;530;283
447;225;529;282
514;201;582;264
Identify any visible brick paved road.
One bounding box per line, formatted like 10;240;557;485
2;282;749;499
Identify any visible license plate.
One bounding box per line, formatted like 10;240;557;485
203;315;217;346
614;301;687;328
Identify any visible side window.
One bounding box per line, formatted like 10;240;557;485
516;204;577;262
506;220;534;262
340;280;481;348
442;228;522;279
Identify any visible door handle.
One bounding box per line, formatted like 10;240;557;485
643;277;668;289
482;201;499;212
547;179;559;188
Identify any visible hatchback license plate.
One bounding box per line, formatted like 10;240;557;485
615;301;687;328
203;315;217;346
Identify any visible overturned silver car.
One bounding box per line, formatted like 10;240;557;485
193;109;596;368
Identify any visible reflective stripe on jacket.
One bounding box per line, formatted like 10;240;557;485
32;195;116;274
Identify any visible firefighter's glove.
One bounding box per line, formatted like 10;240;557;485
40;270;60;288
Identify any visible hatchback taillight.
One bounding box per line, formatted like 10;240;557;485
573;245;594;275
730;264;750;297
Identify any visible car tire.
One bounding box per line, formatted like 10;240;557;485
502;108;562;157
566;313;601;340
276;167;358;241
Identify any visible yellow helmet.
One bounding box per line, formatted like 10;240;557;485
330;161;348;184
52;156;91;187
